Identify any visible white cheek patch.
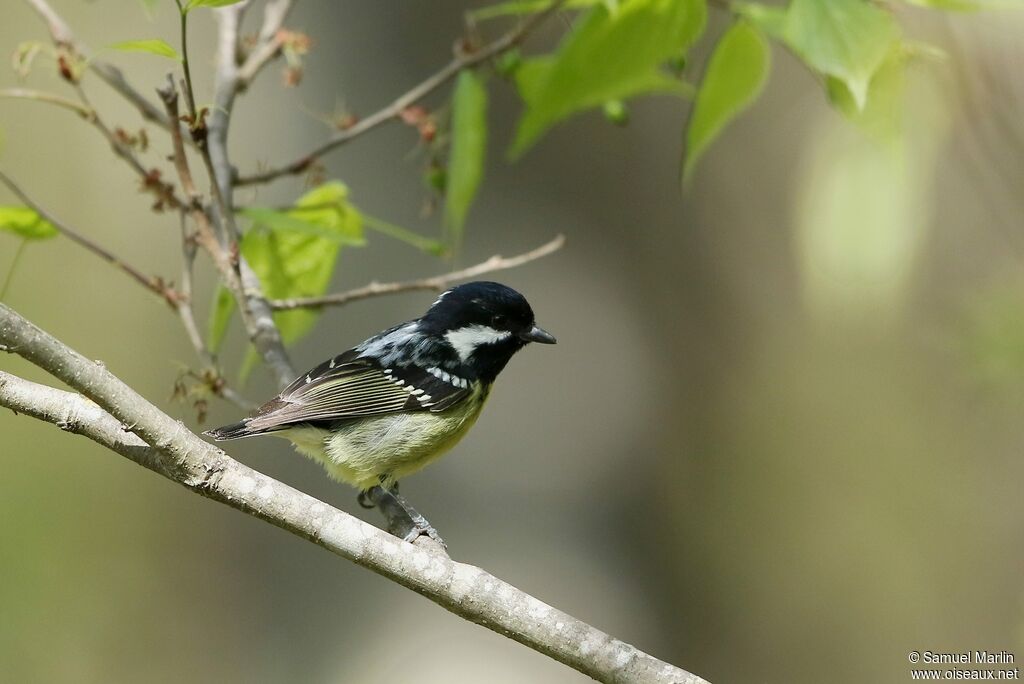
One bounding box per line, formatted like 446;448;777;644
445;325;512;362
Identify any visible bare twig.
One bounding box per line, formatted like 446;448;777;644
173;213;253;412
1;85;185;211
157;81;237;286
236;2;567;186
0;88;91;117
0;170;179;305
0;305;708;684
204;4;296;389
72;83;186;210
237;0;295;86
23;0;72;45
271;234;566;311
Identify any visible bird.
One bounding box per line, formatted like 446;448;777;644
204;281;555;543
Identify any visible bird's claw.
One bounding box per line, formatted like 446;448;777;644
402;521;447;549
356;490;376;509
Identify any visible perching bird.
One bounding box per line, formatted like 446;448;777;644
204;281;555;542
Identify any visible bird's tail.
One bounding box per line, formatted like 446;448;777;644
203;419;263;441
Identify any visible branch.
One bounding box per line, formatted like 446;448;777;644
237;0;295;86
23;0;71;45
198;4;296;389
0;303;708;684
0;88;91;117
272;234;566;311
0;370;165;473
0;170;179;305
236;2;566;187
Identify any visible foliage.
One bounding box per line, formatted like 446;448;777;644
209;182;364;369
108;39;181;61
1;0;1008;382
510;0;704;157
0;207;57;240
683;20;769;182
444;70;489;246
183;0;246;11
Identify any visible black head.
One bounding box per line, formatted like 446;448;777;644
420;281;555;382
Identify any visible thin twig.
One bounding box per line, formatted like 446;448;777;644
205;4;296;389
23;0;72;45
1;85;185;211
236;1;567;186
0;171;179;305
157;79;246;311
0;88;91;117
173;203;254;412
0;307;709;684
237;0;295;86
173;0;199;121
271;234;566;310
72;83;185;209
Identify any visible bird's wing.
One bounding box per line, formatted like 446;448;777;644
243;352;472;431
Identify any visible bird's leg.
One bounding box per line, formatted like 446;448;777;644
361;482;446;549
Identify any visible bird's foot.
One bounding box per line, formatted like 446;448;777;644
360;485;448;552
400;515;447;549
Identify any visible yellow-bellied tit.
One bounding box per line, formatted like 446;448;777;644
204;281;555;544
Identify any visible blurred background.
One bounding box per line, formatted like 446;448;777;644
3;2;1024;682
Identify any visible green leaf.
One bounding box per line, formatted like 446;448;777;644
240;207;366;244
108;39;182;61
207;286;235;353
733;2;786;39
0;206;57;240
511;0;706;157
603;99;629;125
185;0;246;10
825;48;905;140
444;70;488;247
683;21;769;182
780;0;900;111
362;214;447;256
236;182;364;378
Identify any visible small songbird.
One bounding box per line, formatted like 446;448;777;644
204;281;554;542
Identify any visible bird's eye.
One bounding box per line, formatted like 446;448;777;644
491;314;507;328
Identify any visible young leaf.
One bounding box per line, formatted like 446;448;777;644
207;286;235;353
683;21;770;182
237;182;364;376
240;207;366;243
184;0;246;10
511;0;706;157
733;2;786;39
825;48;905;141
362;214;447;256
780;0;900;111
444;70;488;247
0;206;58;240
109;39;182;61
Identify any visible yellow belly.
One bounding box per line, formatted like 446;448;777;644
276;385;488;490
